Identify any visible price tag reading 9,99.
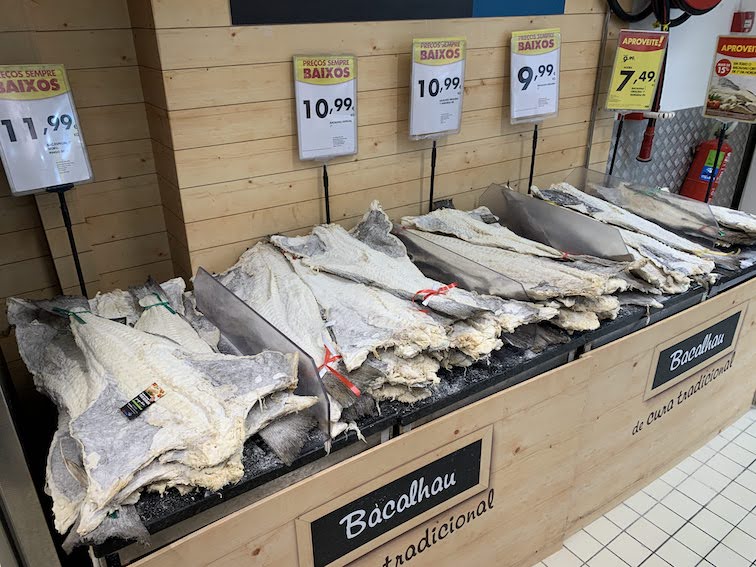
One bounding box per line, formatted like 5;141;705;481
410;37;466;139
0;64;92;196
293;55;358;161
510;28;561;124
606;30;668;111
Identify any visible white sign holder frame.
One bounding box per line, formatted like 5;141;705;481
0;64;91;295
408;38;466;212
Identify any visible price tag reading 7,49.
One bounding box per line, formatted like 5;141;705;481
510;28;561;123
0;64;92;196
606;30;668;111
410;37;466;139
293;55;357;161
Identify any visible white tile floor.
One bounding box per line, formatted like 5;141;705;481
533;407;756;567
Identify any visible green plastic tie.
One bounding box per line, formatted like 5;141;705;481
52;307;89;324
143;293;176;314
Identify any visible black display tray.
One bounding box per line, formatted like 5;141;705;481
98;267;754;564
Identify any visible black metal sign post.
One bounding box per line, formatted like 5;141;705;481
322;163;331;224
527;123;539;194
704;122;728;204
428;140;438;212
46;183;87;297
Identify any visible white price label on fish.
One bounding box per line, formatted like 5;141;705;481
510;29;561;123
293;55;358;161
409;37;467;139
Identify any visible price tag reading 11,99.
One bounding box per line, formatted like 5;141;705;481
0;64;92;196
606;30;668;111
410;37;466;139
510;28;561;123
293;55;357;161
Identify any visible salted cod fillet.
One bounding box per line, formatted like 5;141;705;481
401;206;563;258
94;279;317;441
710;204;756;238
220;244;440;407
55;309;298;536
402;228;621;301
618;228;715;279
218;242;366;437
533;183;729;269
290;258;449;368
131;287;318;437
272;201;553;333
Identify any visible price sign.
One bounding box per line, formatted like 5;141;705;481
510;28;561;123
293;55;357;161
606;30;668;111
704;35;756;123
409;37;466;139
0;64;92;196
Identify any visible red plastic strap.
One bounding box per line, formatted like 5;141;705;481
318;346;361;397
560;251;570;260
412;282;458;305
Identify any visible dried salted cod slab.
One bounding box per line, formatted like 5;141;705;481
568;257;662;295
554;308;600;332
272;203;515;322
558;295;620;320
182;292;222;350
217;243;358;425
625;246;691;295
245;392;318;436
402;206;563;258
404;229;615;300
89;289;139;325
710;204;756;237
219;242;327;364
46;416;87;534
534;183;726;267
67;312;298;535
134;296;216;354
371;384;432;403
619;228;715;279
291;259;449;369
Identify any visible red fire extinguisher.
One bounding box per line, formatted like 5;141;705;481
679;135;732;202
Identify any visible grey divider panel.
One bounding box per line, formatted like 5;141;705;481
193;268;330;434
479;183;633;262
392;226;530;301
566;167;722;244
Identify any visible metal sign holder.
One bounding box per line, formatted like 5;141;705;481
46;183;87;296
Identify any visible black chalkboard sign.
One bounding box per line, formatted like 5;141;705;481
308;440;482;567
230;1;566;25
652;311;741;390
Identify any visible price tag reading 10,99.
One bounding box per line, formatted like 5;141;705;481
510;28;561;123
293;55;357;161
606;30;668;111
410;37;466;139
0;64;92;196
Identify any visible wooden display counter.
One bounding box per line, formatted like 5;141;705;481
125;277;755;567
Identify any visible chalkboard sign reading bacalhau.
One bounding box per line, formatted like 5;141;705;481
300;436;487;567
651;310;742;393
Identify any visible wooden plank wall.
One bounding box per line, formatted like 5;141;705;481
0;0;174;393
130;0;618;275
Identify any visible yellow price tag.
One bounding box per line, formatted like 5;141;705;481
606;30;668;111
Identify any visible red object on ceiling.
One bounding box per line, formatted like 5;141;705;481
683;0;721;9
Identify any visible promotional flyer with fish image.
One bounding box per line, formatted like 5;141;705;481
705;35;756;123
